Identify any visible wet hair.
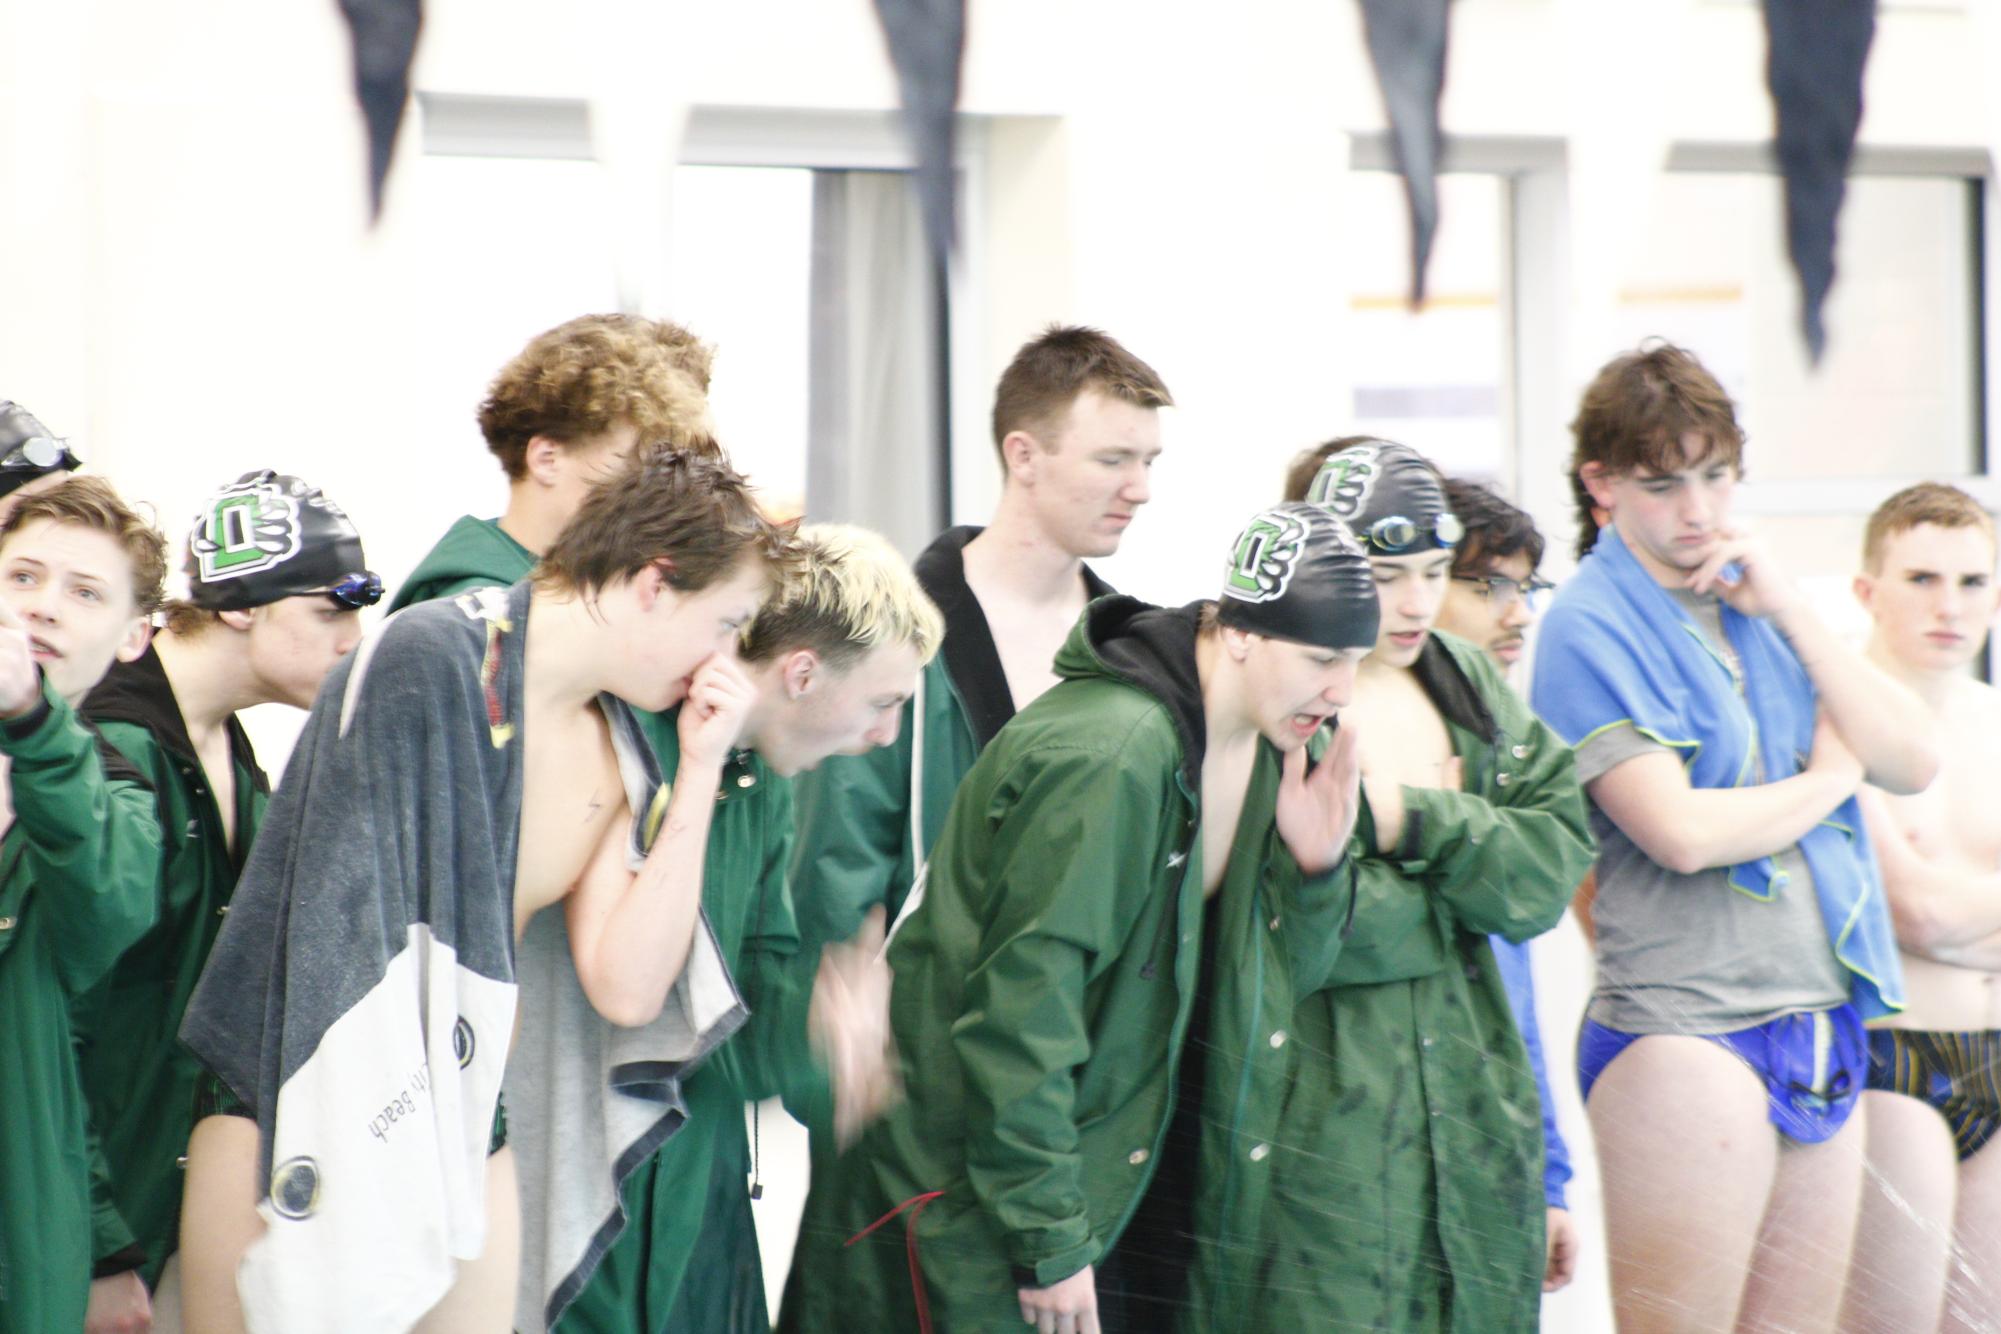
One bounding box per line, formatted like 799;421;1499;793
0;476;167;615
1442;478;1545;579
739;524;943;670
536;444;800;598
1568;341;1744;558
477;314;718;479
990;325;1172;465
1862;482;1996;573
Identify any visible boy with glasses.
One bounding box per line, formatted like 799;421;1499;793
1432;476;1579;1297
74;471;379;1331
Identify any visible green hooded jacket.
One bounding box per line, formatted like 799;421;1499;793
0;677;162;1331
1237;632;1595;1334
787;526;1113;963
73;645;270;1285
392;516;828;1331
387;515;534;612
778;597;1359;1333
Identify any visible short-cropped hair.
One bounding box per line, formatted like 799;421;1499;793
1863;481;1996;572
740;524;943;671
536;445;799;599
990;325;1172;462
478;314;718;479
2;476;167;615
1443;478;1545;578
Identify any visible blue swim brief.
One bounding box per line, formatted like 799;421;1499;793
1577;1004;1867;1145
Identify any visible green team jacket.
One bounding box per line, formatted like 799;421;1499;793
788;526;1112;966
0;676;162;1331
1235;632;1595;1334
779;597;1360;1333
73;645;269;1286
393;516;829;1332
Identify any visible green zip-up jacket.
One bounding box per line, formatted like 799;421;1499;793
1239;632;1595;1334
0;676;162;1331
788;526;1113;962
387;514;534;612
778;598;1358;1333
392;516;828;1331
555;713;827;1334
73;644;270;1285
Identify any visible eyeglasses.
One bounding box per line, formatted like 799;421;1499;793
1452;573;1553;611
325;572;383;609
1361;512;1464;555
0;435;79;473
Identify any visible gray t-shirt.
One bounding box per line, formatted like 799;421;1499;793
1577;587;1849;1033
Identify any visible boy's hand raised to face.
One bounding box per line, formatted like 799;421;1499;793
0;601;42;718
1276;719;1362;875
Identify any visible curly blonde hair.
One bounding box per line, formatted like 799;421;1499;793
2;476;168;614
740;524;943;670
478;314;718;479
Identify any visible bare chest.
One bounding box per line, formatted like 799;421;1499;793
981;602;1084;714
1199;746;1257;896
513;707;624;935
192;732;239;853
1355;674;1454;792
1891;714;2001;871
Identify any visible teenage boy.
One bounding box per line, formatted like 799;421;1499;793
781;501;1380;1333
1238;442;1593;1334
1532;342;1935;1332
1840;483;2001;1334
519;524;940;1334
74;471;379;1325
1431;475;1579;1295
390;312;716;611
0;477;167;1332
178;447;791;1333
788;324;1170;986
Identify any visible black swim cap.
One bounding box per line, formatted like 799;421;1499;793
1307;439;1463;554
0;401;82;500
1216;502;1380;651
185;471;380;612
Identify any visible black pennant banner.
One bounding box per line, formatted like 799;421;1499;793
338;0;424;224
872;0;966;261
1358;0;1449;305
1763;0;1876;363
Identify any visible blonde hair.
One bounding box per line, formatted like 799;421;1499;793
740;524;943;669
1863;482;1996;572
2;476;168;614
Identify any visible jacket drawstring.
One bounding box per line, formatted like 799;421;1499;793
847;1190;947;1333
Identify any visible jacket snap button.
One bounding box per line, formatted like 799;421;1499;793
1495;772;1512;787
1421;1036;1433;1049
217;905;229;917
185;819;200;837
1248;1143;1270;1162
736;773;755;789
1511;743;1528;760
1128;1148;1149;1166
1268;915;1281;931
0;916;13;930
1269;1031;1286;1049
1166;851;1186;868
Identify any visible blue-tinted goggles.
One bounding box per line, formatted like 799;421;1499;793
326;572;384;609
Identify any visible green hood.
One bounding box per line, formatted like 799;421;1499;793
388;516;534;612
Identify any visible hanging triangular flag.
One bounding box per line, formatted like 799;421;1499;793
1762;0;1876;363
871;0;966;261
337;0;423;224
1357;0;1449;306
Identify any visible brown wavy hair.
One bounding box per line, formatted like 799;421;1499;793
2;476;167;614
478;314;718;479
1568;341;1744;558
990;325;1172;463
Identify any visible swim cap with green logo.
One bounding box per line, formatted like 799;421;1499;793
185;470;379;611
1307;439;1463;554
1217;502;1379;650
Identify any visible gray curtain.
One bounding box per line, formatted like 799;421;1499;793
807;170;948;557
